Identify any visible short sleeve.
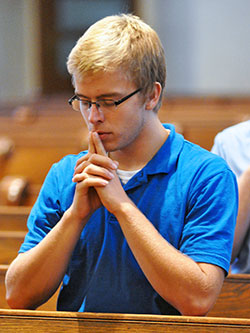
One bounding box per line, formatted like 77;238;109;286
19;163;66;253
179;163;238;274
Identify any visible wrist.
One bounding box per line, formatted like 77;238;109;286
64;206;89;228
112;199;137;219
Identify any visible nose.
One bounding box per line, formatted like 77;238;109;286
88;103;105;124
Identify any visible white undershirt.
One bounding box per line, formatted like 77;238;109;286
116;168;141;184
115;129;171;184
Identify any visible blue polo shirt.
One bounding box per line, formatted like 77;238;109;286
19;124;238;314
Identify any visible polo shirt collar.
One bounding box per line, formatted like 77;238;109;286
124;124;184;190
146;123;184;174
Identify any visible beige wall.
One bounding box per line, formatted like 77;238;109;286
0;0;41;104
136;0;250;96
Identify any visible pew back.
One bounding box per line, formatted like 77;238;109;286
0;206;30;231
0;231;26;265
0;309;250;332
208;274;250;319
0;261;249;318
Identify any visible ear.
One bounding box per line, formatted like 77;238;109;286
145;82;162;110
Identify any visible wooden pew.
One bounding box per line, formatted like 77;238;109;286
208;274;250;318
0;181;40;207
0;119;88;184
0;97;249;188
0;265;249;318
0;309;250;332
0;104;88;185
0;205;30;231
0;231;26;265
0;207;30;266
159;97;250;150
0;264;9;309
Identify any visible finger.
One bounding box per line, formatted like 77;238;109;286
73;163;114;182
74;160;90;176
74;132;96;171
74;154;90;170
88;153;119;171
88;131;96;154
73;172;109;187
92;132;107;156
72;171;88;183
85;163;115;180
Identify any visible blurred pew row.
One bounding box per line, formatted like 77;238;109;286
1;96;249;189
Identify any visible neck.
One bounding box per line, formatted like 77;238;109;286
110;118;169;171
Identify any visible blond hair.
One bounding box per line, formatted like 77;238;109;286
67;14;166;111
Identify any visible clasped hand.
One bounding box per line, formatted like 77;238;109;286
71;132;127;220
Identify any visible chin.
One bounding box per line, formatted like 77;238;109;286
104;143;118;154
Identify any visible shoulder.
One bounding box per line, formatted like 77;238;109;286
179;139;237;193
182;138;229;170
160;123;233;177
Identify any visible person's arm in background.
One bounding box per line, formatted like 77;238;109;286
231;165;250;263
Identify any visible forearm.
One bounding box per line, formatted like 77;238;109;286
5;209;86;309
113;201;224;316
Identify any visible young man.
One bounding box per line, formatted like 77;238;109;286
6;14;237;316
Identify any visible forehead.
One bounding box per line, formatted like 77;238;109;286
74;70;136;97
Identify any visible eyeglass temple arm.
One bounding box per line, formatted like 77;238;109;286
114;88;141;106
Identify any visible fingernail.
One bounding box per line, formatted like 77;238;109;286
113;161;119;168
108;172;114;179
111;162;118;169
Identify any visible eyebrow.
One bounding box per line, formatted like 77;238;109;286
75;91;123;100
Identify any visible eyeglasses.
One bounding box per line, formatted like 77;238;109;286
68;88;141;113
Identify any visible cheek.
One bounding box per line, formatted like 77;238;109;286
118;110;145;139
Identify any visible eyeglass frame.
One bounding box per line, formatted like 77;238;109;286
68;88;142;112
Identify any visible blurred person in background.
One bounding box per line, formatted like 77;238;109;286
212;120;250;273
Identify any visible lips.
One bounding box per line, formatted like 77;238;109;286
97;132;111;140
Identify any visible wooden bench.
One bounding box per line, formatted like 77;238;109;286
0;180;40;207
0;119;88;184
208;274;250;318
0;263;249;318
0;264;10;309
159;98;249;150
0;309;250;332
0;97;249;191
0;206;30;231
0;231;26;265
0;103;88;184
1;97;249;151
